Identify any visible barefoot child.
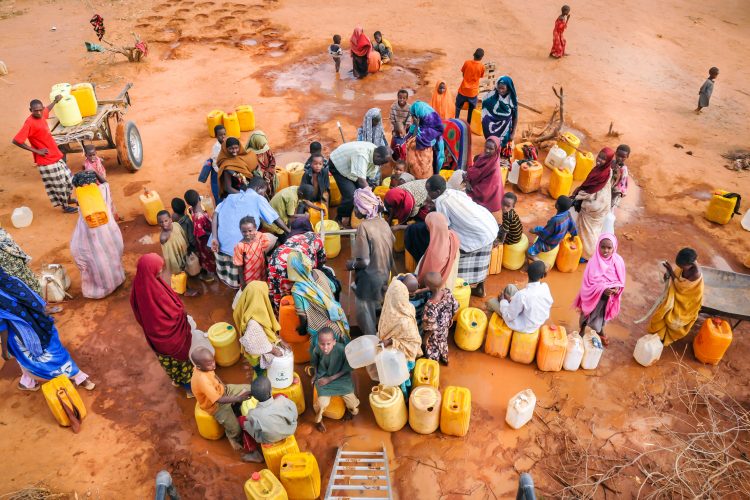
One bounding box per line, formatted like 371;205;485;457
311;327;359;432
696;67;719;114
158;210;199;296
528;195;577;268
83;144;122;221
422;271;459;365
233;216;275;288
171;198;197;255
190;347;254;461
328;34;343;73
184;189;216;280
611;145;630;208
499;192;524;244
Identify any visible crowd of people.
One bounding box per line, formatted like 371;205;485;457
1;13;714;467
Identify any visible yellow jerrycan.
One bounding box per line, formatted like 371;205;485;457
409;385;441;434
693;317;732;365
54;95;83;127
574;151;595;181
236;104;256;132
75;183;108;228
285;162;305;187
503;233;529;271
536;324;568;372
485;313;512;358
705;190;740;225
280;452;321;500
455;307;488;351
369;385;408;432
489;243;503;275
140;188;164;225
533;237;561;271
244;470;288;500
510;329;540;365
70;83;98;117
170;272;187;295
328;175;342;206
440;385;471;437
548;166;573;199
404;250;417;273
412;357;439;388
307;201;328;229
453;278;471;317
556;235;582;272
194;402;224;440
557;131;580;156
207;322;241;367
261;435;300;477
42;375;87;427
222;111;241;138
313;387;345;419
206;109;223;137
272;373;306;415
315;219;341;258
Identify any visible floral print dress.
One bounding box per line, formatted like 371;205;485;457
422;289;459;363
192;211;216;273
267;232;326;311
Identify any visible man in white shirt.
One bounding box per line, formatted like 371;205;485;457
490;261;553;333
426;174;498;297
328;142;390;226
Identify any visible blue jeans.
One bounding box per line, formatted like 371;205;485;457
455;93;479;123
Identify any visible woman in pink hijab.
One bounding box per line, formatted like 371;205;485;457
573;233;626;346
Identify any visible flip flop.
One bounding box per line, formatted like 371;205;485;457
46;305;63;314
17;383;40;392
62;206;78;214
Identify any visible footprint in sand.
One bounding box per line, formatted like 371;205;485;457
194;13;209;20
196;1;215;8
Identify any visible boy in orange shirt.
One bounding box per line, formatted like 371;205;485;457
454;48;485;125
191;347;255;460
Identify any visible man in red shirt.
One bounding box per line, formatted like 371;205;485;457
12;97;77;213
454;48;486;125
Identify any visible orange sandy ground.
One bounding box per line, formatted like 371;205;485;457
1;0;749;497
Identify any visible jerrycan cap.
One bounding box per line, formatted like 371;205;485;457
550;325;558;330
471;321;478;327
251;472;261;481
226;325;234;330
711;318;723;325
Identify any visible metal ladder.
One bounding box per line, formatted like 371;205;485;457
324;444;393;499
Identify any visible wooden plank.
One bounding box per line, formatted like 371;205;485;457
50;104;116;137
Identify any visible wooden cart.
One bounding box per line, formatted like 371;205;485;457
49;83;143;172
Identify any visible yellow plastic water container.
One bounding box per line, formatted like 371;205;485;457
485;313;512;358
409;385;441;434
280;452;321;500
313;387;345;419
503;233;529;271
315;220;341;259
140;188;164;225
501;166;509;185
284;162;305;187
75;184;108;228
329;175;341;206
70;83;97;117
54;95;83;127
533;237;560;271
536;325;568;372
49;82;71;101
489;244;503;275
261;435;300;477
194;402;224;440
453;278;471;317
222;111;241;138
350;208;362;229
470;108;483;135
556;235;582;273
236;104;256;132
404;250;417;273
412;358;439;388
370;385;408;432
307;201;328;229
244;470;287;500
557;132;580;156
373;185;390;201
693;318;733;365
517;161;543;194
206;109;224;137
41;375;87;427
170;273;187;295
510;329;540;365
272;372;306;415
574;151;595;181
207;322;241;367
513;141;535;161
440;386;471;437
455;307;488;351
705;190;740;225
392;219;405;253
438;169;454;182
275;167;290;191
289;339;310;364
548;167;573;199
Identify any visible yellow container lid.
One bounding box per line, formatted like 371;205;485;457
207;322;235;343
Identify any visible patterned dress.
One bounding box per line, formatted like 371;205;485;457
192;210;216;273
267;232;326;311
233;233;271;283
422;289;459;363
0;228;41;294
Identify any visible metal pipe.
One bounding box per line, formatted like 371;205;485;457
155;470;180;500
516;473;536;500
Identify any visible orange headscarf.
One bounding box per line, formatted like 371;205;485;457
417;212;460;288
429;80;454;121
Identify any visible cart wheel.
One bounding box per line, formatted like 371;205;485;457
116;120;143;172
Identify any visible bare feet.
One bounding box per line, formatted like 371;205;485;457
46;305;63;314
228;439;243;451
185;388;195;398
241;451;264;463
316;422;327;433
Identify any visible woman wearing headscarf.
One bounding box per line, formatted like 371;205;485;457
349;27;371;79
347;188;394;336
233;280;283;374
130;253;194;396
572;147;614;261
267;218;326;311
481;76;518;160
69;170;125;299
0;227;40;294
573;233;626;347
217;137;259;199
416;212;460;289
378;279;422;395
405;101;446;179
288;251;349;349
245;130;278;197
383;178;430;225
0;268;95;392
429;80;454;121
466;136;505;224
356;108;388;148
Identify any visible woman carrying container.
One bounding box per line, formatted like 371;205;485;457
287;251;349;349
572;148;614;261
130;253;194;397
233;280;284;375
0;267;95;392
573;233;626;347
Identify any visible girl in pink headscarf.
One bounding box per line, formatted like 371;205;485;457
573;233;626;346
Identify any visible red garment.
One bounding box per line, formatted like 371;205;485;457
233;234;270;283
130;253;192;361
13;108;63;166
349;27;371;57
192;211;216;273
467;136;504;212
550;18;568;58
576;147;614;195
384;188;415;223
257;151;277;197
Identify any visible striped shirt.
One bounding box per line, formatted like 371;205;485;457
502;209;524;245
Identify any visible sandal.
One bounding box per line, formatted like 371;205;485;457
80;379;96;391
62;206;79;214
17;382;40;392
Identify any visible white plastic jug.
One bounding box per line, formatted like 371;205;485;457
741;210;750;231
633;334;663;367
267;347;294;389
505;389;536;429
11;206;33;228
544;145;567;169
508;161;521;185
603;211;616;234
345;335;379;369
375;348;409;387
563;154;577;173
581;329;603;370
563;332;584;371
